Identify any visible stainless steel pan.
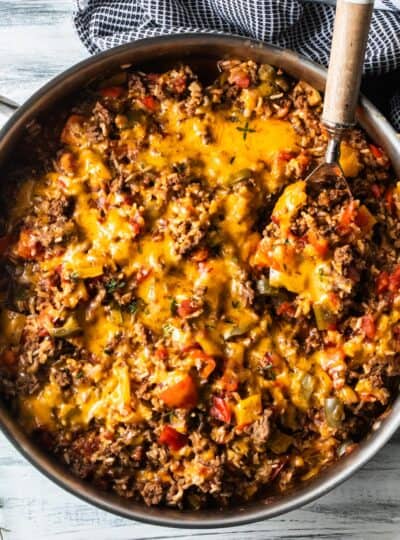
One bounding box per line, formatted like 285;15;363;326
0;34;399;528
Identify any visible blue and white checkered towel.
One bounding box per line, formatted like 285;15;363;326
74;0;400;129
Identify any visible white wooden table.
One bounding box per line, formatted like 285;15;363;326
1;1;400;539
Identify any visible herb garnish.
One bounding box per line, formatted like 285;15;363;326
236;121;256;140
127;300;140;314
106;278;126;294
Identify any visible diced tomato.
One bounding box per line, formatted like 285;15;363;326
159;375;198;409
307;230;329;257
123;194;134;206
177;299;200;318
361;314;376;340
377;266;400;296
158;425;187;451
210;396;231;423
99;86;124;98
388;265;400;293
276;301;295;317
220;370;238;392
129;216;144;236
376;271;389;295
327;292;340;311
131;222;142;236
155;346;168;361
384;187;396;215
141;95;158;111
15;229;43;260
271;215;280;225
295;152;311;174
337;201;356;235
277;151;295;162
38;328;50;338
230;71;250;89
191;247;209;262
173;76;187;94
371;183;382;198
187;348;216;379
369;144;383;160
0;235;11;256
136;267;152;284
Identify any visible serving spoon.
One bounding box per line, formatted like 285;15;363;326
307;0;374;195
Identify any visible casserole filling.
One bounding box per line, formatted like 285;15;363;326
0;59;399;508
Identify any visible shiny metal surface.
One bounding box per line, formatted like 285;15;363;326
0;34;400;529
0;95;19;117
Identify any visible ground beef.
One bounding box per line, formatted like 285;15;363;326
0;59;398;512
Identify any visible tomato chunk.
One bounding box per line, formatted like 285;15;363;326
191;247;209;262
187;348;216;379
276;301;295;317
177;299;201;318
307;230;329;257
361;314;376;340
337;201;356;235
277;150;295;162
99;86;124;98
159;375;198;409
377;266;400;296
210;396;231;423
220;369;238;392
142;95;158;111
155;346;168;361
158;425;187;451
389;265;400;293
376;271;389;295
230;71;250;89
15;229;43;260
384;187;396;215
369;144;383;159
371;183;382;198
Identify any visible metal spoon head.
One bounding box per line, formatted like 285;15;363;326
305;132;353;201
305;161;353;202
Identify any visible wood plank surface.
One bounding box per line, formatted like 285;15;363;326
0;1;400;539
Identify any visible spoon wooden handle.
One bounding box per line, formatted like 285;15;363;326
322;0;374;130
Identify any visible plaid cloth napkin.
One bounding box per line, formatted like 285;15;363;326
74;0;400;129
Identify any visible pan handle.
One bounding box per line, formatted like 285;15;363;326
0;95;19;120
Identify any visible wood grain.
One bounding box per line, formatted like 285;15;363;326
1;1;400;539
0;0;85;106
1;433;400;540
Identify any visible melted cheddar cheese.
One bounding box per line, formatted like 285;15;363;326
0;59;397;510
